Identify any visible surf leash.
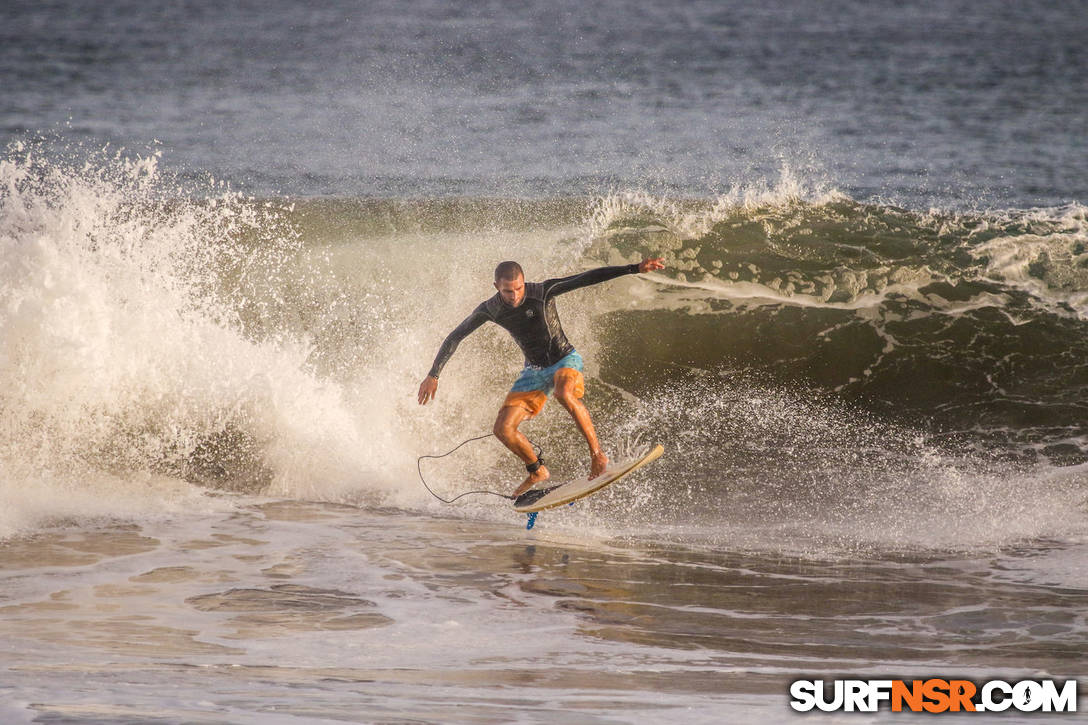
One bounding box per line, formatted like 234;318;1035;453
416;432;543;505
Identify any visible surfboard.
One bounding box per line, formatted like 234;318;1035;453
512;444;664;513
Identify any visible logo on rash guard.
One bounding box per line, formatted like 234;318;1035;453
525;309;535;317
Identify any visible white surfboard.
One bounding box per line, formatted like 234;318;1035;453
513;444;664;513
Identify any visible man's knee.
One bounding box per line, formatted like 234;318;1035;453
493;415;514;441
553;369;585;407
494;406;529;441
554;384;578;408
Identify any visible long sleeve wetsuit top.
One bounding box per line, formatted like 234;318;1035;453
427;263;640;379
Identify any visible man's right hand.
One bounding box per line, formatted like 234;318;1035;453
639;257;666;273
418;376;438;405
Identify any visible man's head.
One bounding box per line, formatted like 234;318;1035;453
494;261;525;306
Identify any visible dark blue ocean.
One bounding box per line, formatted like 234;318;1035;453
3;0;1085;204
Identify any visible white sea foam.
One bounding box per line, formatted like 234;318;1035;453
968;203;1088;318
0;144;379;537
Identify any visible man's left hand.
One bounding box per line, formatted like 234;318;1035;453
639;257;666;273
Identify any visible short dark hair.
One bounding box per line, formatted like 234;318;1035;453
494;261;524;282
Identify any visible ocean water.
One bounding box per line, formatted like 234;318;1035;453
1;0;1087;722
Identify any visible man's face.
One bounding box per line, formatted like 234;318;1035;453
494;274;525;307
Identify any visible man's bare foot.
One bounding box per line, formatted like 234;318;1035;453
588;451;609;480
514;465;549;496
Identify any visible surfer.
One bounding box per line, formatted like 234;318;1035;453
418;257;665;496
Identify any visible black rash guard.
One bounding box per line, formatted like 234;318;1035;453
427;263;640;379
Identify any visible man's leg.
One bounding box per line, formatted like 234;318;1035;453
553;368;608;479
493;402;549;495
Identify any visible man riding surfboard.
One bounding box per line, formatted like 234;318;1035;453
418;257;665;498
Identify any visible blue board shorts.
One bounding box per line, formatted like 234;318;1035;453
502;351;585;417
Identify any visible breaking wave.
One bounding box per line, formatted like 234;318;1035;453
2;142;1085;552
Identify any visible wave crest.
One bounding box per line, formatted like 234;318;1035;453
583;189;1088;463
0;141;371;536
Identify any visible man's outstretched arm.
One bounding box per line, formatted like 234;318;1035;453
418;306;490;405
542;257;665;297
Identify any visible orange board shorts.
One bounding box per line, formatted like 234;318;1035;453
501;351;585;418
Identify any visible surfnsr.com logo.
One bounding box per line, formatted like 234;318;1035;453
789;679;1078;713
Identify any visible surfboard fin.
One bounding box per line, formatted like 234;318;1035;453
525;512;538;530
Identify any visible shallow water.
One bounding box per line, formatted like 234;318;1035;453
1;500;1085;722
